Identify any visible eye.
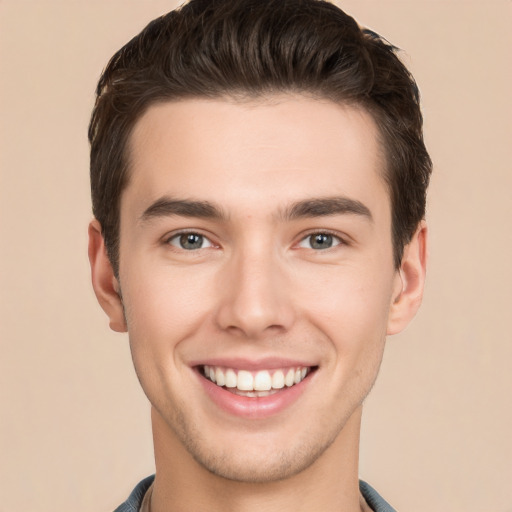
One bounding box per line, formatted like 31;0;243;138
298;232;342;250
167;232;213;250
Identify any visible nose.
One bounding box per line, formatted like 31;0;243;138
214;246;295;339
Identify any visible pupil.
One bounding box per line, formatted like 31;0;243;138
311;233;332;249
180;233;202;249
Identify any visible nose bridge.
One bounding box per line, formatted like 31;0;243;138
216;239;294;337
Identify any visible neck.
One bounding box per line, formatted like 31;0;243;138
150;406;364;512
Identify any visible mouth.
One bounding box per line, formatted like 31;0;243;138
193;358;318;418
199;364;316;397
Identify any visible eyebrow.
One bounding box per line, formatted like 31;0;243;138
139;195;372;224
139;197;227;223
281;197;373;222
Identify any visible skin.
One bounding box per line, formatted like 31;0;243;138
89;95;427;512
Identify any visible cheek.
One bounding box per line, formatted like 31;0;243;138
120;268;214;412
294;263;394;348
120;265;215;363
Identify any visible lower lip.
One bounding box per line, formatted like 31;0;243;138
196;370;312;419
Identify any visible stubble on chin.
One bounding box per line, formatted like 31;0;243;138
157;401;353;484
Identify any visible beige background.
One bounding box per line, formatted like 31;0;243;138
1;1;511;511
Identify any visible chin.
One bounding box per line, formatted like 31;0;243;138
170;415;343;484
190;439;331;483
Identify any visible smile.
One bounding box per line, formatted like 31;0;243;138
201;365;311;397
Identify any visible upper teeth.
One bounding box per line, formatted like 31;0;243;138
203;365;309;391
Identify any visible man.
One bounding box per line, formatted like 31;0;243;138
88;0;431;510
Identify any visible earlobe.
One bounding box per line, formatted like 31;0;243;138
387;221;428;335
88;220;127;333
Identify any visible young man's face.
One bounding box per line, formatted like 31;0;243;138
90;95;425;483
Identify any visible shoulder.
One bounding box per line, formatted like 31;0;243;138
359;480;397;512
113;475;155;512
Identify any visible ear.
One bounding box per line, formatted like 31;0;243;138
88;219;127;333
387;221;428;335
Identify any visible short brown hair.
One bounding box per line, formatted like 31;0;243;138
89;0;432;276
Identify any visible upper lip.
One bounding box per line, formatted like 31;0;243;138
189;357;317;371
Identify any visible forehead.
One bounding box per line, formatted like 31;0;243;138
124;95;389;220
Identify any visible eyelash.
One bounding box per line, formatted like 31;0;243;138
296;230;346;251
164;229;347;252
165;230;215;251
